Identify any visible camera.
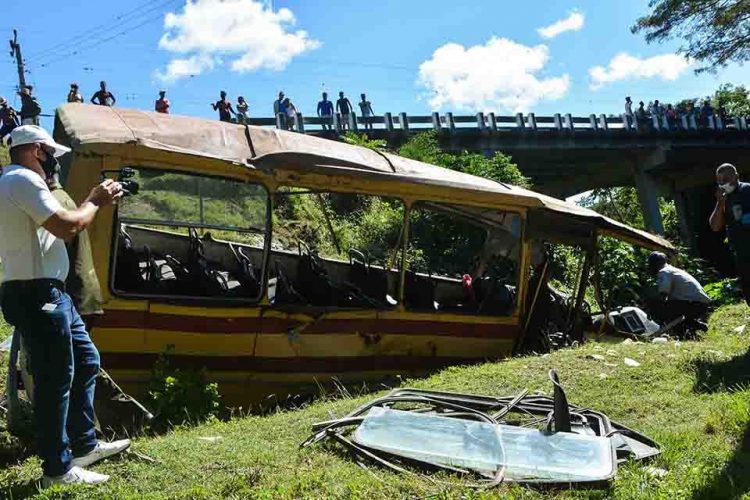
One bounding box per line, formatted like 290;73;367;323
101;168;139;196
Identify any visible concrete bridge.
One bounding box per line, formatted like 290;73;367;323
246;111;750;259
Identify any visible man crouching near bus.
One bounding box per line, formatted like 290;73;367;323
0;126;129;487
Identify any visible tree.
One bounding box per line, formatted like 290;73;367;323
713;83;750;116
632;0;750;73
398;132;531;188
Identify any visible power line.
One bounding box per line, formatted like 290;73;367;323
28;0;179;62
35;6;180;69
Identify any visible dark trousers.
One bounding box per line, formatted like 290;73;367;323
1;280;99;476
736;258;750;307
0;122;16;139
648;298;709;327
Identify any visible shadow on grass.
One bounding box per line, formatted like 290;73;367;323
691;420;750;500
692;347;750;394
690;347;750;499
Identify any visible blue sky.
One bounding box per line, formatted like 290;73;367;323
1;0;747;129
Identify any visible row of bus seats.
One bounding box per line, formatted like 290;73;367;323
114;228;262;298
114;228;514;315
271;245;396;308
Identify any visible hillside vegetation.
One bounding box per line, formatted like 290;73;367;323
0;304;748;498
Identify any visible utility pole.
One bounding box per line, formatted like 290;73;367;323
9;29;26;90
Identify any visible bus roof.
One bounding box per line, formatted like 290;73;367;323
55;104;672;252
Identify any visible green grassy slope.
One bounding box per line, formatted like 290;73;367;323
0;305;748;499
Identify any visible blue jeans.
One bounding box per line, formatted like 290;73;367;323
1;281;99;476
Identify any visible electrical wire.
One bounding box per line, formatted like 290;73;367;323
28;0;180;62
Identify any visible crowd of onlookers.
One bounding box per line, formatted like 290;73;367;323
0;82;379;142
3;81;748;145
624;95;731;130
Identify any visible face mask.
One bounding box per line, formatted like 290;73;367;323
720;183;737;194
39;150;60;179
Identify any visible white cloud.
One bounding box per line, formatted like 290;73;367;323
588;52;691;89
418;37;570;113
156;0;320;83
537;11;585;39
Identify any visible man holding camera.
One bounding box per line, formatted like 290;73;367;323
0;126;130;487
710;162;750;306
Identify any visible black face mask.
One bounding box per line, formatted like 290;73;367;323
39;150;60;179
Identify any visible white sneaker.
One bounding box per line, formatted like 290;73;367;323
71;439;131;468
41;466;109;488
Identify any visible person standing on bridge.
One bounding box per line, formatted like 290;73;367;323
624;96;634;128
211;91;235;123
90;81;116;107
155;90;170;114
359;93;374;130
317;92;334;131
336;91;353;130
236;96;249;124
19;87;42;126
67;84;83;104
0;97;19;141
710;163;750;306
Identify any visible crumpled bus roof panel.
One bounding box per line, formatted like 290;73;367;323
55;104;672;252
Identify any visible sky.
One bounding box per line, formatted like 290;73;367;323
1;0;748;129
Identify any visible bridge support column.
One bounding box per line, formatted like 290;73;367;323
632;149;668;235
673;189;697;251
635;168;664;234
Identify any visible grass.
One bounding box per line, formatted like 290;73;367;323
0;304;748;499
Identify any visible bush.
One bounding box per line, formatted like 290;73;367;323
146;347;222;429
704;278;743;306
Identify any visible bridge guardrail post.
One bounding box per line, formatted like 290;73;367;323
487;112;498;132
651;114;660;131
527;113;537;131
715;115;723;130
599;114;608;130
707;115;715;130
553;113;562;130
476;112;486;132
661;115;669;131
384;112;394;133
446;112;455;133
515;113;525;130
294;112;305;133
680;114;688;130
740;117;748;130
589;114;598;130
565;113;574;130
399;112;409;132
349;112;358;132
689;114;697;130
334;112;343;134
432;112;442;131
731;117;741;130
276;113;285;129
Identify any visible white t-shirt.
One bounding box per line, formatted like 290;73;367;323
657;264;710;304
0;164;69;282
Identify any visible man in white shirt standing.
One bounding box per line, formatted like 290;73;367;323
0;126;129;487
647;252;711;333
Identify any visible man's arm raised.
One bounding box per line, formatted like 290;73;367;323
42;180;122;242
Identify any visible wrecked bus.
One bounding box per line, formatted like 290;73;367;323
51;104;672;404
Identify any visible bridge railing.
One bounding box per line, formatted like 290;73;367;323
244;112;750;135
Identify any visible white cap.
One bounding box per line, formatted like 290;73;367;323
9;125;71;157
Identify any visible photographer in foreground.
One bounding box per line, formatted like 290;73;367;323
0;126;130;488
709;163;750;306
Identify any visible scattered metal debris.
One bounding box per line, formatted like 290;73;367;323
302;370;660;488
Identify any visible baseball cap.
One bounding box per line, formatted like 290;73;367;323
9;125;71;157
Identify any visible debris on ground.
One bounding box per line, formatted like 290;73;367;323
624;358;641;367
586;354;606;361
302;370;660;488
198;436;223;443
651;337;668;344
733;324;746;334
